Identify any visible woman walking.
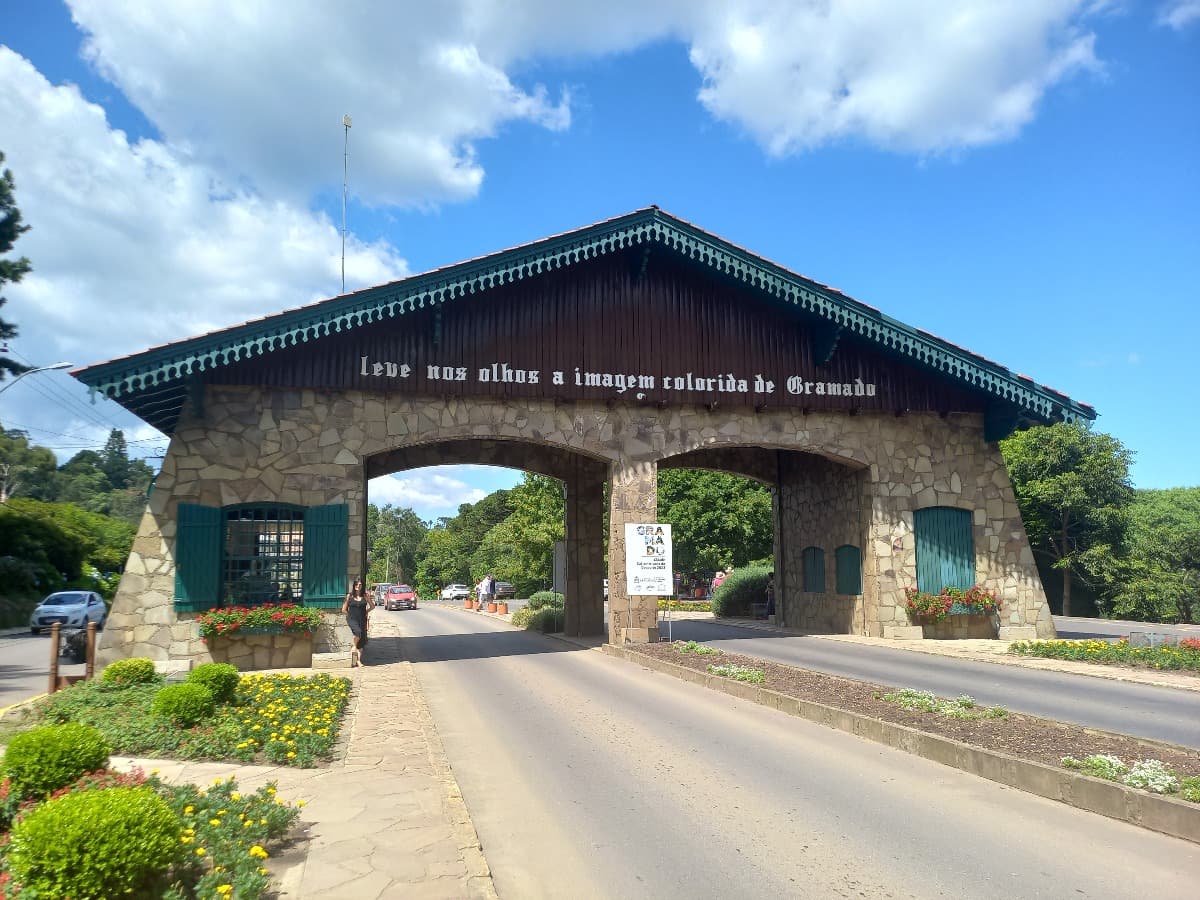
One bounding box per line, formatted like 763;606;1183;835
341;577;374;667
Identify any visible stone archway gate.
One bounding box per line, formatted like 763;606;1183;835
75;207;1094;665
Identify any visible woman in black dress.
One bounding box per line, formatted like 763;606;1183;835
341;577;374;667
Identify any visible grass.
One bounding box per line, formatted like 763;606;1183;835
706;663;766;684
673;640;722;656
878;688;1008;720
6;672;350;768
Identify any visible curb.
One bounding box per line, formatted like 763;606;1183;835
602;644;1200;845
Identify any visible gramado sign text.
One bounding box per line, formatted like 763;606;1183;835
359;355;878;401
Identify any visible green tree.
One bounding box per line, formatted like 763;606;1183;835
0;151;31;383
1110;488;1200;623
0;427;59;501
1000;422;1134;617
471;474;564;596
100;429;132;489
366;503;427;585
657;469;774;573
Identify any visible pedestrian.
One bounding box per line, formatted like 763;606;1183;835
711;570;727;595
341;576;374;667
481;573;496;610
765;572;776;620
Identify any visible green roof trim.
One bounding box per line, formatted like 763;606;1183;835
73;207;1095;433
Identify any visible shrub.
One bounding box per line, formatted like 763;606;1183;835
512;605;564;632
527;591;565;610
1;722;110;799
186;662;240;704
101;656;160;685
707;663;765;684
710;565;771;617
152;682;215;727
6;785;180;898
673;640;722;656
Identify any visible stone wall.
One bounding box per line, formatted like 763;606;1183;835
205;629;316;670
778;453;867;633
98;386;1054;665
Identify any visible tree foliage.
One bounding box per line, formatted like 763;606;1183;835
1109;488;1200;623
365;503;428;585
657;469;773;573
0;150;30;382
470;474;564;596
1000;422;1134;617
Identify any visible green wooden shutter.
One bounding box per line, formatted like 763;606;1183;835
914;507;975;594
303;504;349;608
802;546;825;592
174;503;223;611
835;545;862;595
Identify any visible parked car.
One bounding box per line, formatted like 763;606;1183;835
30;591;107;634
494;581;516;600
440;584;471;602
385;584;418;610
373;583;393;603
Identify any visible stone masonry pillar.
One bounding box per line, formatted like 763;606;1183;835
564;461;606;637
607;459;660;644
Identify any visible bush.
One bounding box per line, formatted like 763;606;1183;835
6;785;180;898
152;682;215;727
511;605;564;633
527;591;564;610
710;565;771;617
1;722;110;799
186;662;240;704
102;656;160;685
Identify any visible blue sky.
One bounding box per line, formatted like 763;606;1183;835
1;1;1197;522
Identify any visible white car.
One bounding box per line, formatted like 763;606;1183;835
440;584;471;602
30;591;107;634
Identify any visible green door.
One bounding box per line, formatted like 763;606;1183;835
174;503;223;611
914;507;974;594
302;504;349;607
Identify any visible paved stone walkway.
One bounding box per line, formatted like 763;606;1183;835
113;618;496;899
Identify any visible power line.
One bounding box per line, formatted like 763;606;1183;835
3;346;125;433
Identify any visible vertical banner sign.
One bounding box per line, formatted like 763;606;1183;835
624;523;673;596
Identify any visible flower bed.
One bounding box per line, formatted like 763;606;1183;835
196;604;325;641
16;669;351;767
1009;639;1200;673
0;766;300;899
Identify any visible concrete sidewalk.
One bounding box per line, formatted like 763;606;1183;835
113;618;496;900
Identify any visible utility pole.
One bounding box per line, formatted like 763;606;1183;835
341;114;352;294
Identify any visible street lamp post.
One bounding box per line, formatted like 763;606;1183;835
0;362;73;395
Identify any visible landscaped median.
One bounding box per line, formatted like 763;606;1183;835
0;661;353;897
602;641;1200;845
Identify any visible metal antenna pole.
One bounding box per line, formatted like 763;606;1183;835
341;114;352;294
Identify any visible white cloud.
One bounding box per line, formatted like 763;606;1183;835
61;0;1104;195
0;47;407;454
1158;0;1200;28
368;469;489;517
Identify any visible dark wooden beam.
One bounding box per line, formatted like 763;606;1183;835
984;402;1021;443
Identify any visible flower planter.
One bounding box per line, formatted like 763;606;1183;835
912;611;998;640
206;629;314;670
487;601;498;613
465;599;476;609
496;601;509;614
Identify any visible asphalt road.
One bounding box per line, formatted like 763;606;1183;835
392;605;1199;900
661;618;1200;748
0;631;86;709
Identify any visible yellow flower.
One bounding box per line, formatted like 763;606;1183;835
231;792;241;801
195;847;207;856
249;845;270;859
180;835;193;844
210;818;222;826
184;805;194;815
217;885;232;895
296;799;306;808
287;751;296;759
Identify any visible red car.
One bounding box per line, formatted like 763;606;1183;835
385;584;418;610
